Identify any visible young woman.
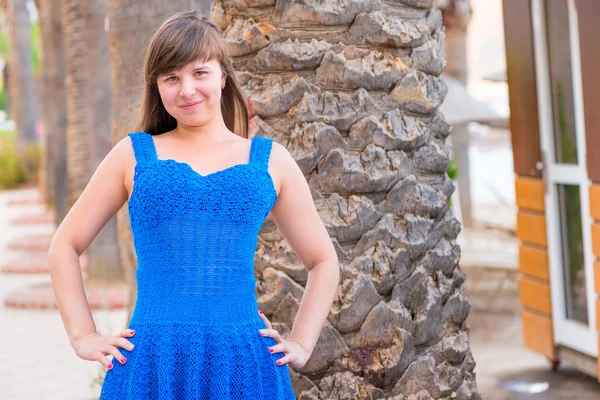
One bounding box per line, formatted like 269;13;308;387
48;10;340;399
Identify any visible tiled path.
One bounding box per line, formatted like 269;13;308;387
0;187;127;400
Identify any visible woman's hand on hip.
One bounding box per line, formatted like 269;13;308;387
258;310;311;369
71;329;136;370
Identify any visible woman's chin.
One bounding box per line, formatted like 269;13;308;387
176;116;209;127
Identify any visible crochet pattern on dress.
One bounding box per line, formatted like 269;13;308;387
99;132;296;400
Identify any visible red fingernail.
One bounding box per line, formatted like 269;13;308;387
259;310;263;314
276;360;281;365
269;348;274;353
121;358;126;363
107;364;113;370
131;330;135;334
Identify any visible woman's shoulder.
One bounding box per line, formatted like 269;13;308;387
114;134;137;158
263;139;302;187
268;139;294;165
108;134;140;174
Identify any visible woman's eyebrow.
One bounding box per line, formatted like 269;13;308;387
160;64;210;77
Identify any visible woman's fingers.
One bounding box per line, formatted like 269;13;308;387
275;353;292;367
105;345;127;365
257;326;302;368
118;329;135;338
259;328;282;342
258;310;272;329
96;353;114;370
96;334;134;370
110;336;135;352
267;341;287;354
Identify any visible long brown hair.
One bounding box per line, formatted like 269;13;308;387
134;10;249;138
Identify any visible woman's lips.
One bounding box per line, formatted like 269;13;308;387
180;100;203;110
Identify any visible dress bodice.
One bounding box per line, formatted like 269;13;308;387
126;131;278;325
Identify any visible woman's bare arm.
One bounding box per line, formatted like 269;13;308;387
48;136;136;368
268;141;340;354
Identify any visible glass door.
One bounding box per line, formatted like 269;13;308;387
532;0;597;357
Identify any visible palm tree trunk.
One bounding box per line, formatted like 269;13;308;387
215;0;479;397
106;0;211;323
8;0;38;161
36;0;67;222
61;0;122;281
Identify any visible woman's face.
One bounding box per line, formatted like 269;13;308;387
156;58;226;127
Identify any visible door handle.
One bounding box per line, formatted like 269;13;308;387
537;151;549;195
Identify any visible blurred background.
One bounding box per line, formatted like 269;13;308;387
2;0;600;399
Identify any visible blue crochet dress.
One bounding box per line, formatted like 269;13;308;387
100;132;296;399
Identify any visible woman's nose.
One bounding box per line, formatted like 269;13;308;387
179;77;196;97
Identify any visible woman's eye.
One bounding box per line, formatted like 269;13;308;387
163;72;203;81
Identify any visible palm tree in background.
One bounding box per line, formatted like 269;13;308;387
34;0;68;222
212;0;479;397
7;0;37;170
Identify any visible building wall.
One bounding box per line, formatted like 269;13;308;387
507;0;600;380
503;0;557;362
577;0;600;379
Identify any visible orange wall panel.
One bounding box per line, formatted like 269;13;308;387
589;185;600;221
515;177;545;212
517;212;547;247
519;244;549;281
592;224;600;258
521;310;556;359
519;277;552;315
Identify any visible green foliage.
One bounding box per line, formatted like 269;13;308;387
0;130;26;188
446;156;458;208
447;156;458;181
30;21;41;76
0;129;40;189
0;88;6;111
0;147;26;188
0;30;8;59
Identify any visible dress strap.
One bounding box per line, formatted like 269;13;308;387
249;136;274;170
128;132;157;167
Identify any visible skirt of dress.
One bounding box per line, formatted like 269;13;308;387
99;320;297;400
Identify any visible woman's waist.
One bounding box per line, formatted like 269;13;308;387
135;265;257;290
129;291;261;325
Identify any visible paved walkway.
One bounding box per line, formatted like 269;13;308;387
0;187;128;400
469;310;600;399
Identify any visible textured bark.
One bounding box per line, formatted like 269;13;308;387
214;0;479;397
36;0;68;222
8;0;38;158
61;0;122;281
107;0;211;322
